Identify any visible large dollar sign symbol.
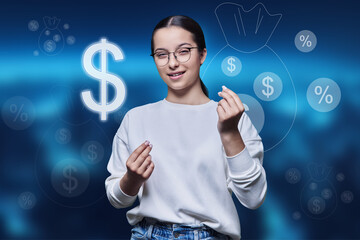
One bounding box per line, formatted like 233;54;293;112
81;38;126;121
262;76;274;98
227;57;236;73
62;165;78;194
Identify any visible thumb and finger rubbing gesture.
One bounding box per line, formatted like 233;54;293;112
126;140;155;184
217;85;245;134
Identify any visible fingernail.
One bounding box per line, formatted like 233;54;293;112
149;144;153;148
145;140;149;145
218;92;222;95
222;85;227;90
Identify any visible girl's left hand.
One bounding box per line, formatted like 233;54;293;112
216;86;245;135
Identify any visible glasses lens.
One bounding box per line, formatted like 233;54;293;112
154;51;168;66
176;48;191;63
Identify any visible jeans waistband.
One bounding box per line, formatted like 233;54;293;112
136;217;230;240
139;217;215;232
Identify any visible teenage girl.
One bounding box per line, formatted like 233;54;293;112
105;15;267;240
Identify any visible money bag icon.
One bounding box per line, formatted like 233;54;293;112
300;163;337;219
38;16;65;56
202;2;297;151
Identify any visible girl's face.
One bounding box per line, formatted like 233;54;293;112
152;26;207;92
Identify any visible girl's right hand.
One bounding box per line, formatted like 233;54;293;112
126;140;154;183
120;141;154;196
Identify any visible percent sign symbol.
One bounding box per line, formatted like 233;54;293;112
10;104;29;122
300;35;312;47
315;85;333;104
286;168;301;184
22;194;33;207
18;192;36;209
289;170;298;181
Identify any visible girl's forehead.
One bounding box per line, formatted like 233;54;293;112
153;26;195;49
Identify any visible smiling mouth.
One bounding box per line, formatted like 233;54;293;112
168;71;185;77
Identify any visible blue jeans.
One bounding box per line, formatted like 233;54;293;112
130;217;230;240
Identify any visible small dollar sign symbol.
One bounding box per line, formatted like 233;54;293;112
44;40;56;52
87;144;97;162
81;38;126;121
60;129;68;142
322;189;331;199
227;57;236;73
262;76;274;98
312;199;321;214
62;165;78;195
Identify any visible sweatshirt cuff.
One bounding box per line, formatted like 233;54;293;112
223;146;256;175
112;178;137;205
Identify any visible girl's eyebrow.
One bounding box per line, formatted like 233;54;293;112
154;43;192;52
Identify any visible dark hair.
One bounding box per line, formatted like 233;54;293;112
151;15;209;97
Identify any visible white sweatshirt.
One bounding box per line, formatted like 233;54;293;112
105;98;267;240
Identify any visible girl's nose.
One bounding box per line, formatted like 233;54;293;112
168;53;179;68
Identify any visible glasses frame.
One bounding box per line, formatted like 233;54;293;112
150;47;199;66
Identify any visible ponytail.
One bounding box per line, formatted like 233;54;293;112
200;79;209;97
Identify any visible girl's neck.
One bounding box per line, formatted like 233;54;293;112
166;79;210;105
165;95;210;105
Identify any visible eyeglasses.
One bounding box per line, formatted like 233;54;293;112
150;47;198;67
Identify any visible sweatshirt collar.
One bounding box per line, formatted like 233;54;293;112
162;98;214;110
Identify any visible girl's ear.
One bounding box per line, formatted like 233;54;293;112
200;48;207;65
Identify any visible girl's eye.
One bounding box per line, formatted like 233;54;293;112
156;53;168;58
178;49;190;55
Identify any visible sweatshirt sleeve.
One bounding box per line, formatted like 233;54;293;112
105;112;137;208
224;112;267;210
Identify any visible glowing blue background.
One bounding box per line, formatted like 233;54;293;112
1;0;359;239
